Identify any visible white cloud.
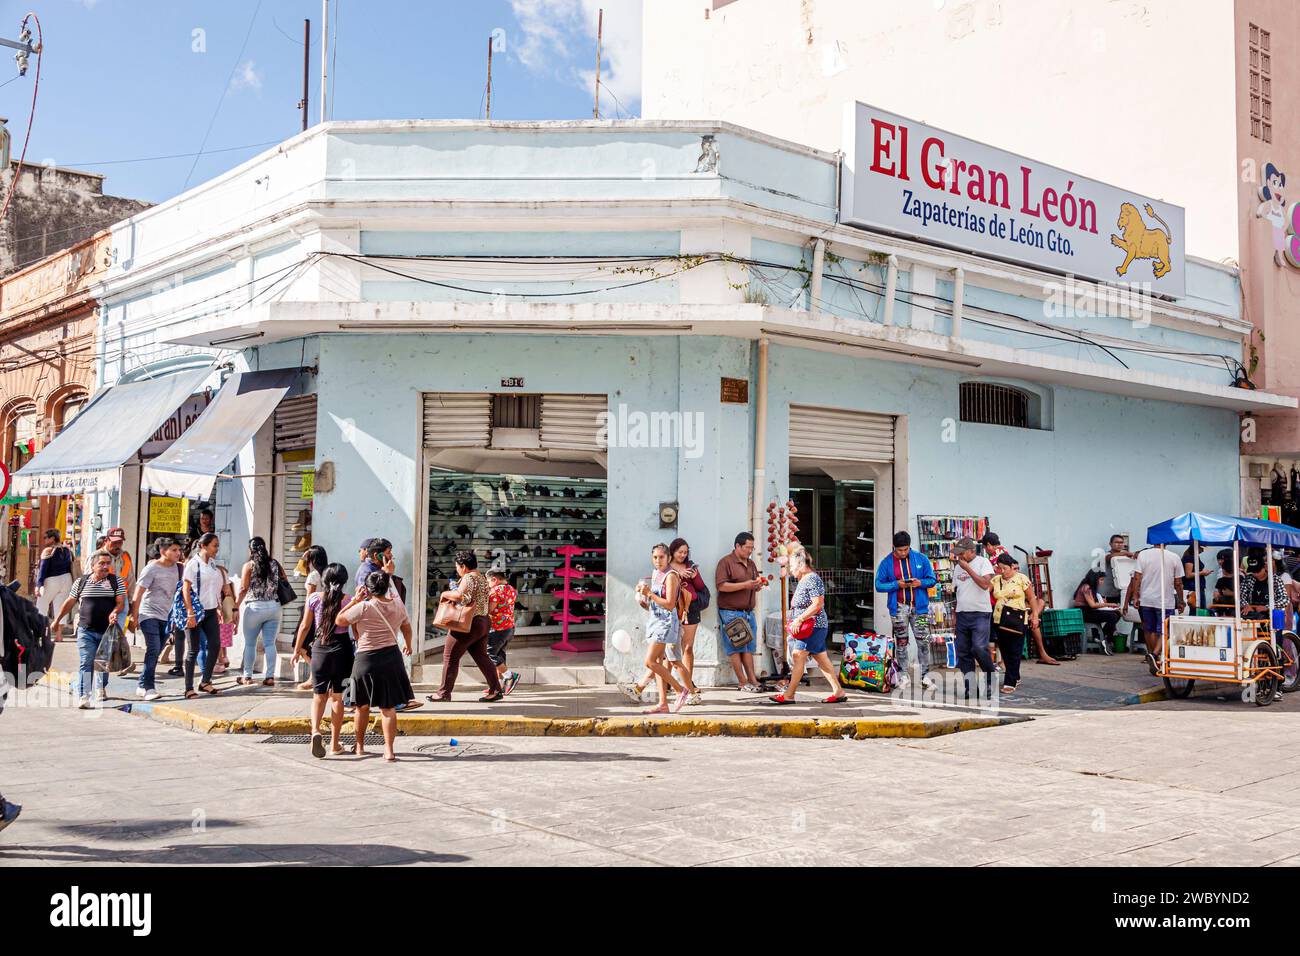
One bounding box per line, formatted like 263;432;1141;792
509;0;643;112
230;59;263;93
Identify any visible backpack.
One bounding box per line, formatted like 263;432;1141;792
671;571;692;624
168;563;203;633
688;565;711;611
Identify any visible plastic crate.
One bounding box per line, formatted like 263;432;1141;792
1040;608;1085;638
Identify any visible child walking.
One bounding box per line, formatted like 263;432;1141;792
486;569;521;696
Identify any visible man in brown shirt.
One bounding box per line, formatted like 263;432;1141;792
716;532;766;690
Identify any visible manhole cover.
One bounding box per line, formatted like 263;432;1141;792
262;734;388;745
414;741;512;758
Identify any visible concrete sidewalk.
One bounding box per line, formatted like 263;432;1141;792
38;641;1168;740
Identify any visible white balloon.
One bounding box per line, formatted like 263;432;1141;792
611;629;632;654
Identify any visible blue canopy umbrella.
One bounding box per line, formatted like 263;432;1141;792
1146;512;1300;549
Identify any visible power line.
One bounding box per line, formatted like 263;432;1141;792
183;0;264;191
63;140;280;168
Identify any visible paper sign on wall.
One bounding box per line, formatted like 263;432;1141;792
301;470;314;500
148;496;190;534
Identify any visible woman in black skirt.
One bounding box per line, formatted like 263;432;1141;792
336;570;413;761
291;563;355;758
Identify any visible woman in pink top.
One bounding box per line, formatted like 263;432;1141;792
336;570;413;762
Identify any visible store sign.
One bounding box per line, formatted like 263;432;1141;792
841;102;1187;297
141;393;210;459
148;496;189;534
300;470;314;500
720;377;749;404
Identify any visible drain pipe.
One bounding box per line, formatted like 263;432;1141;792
809;238;825;315
881;254;899;326
952;266;965;338
752;335;770;669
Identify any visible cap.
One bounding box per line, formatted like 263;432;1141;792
956;536;976;552
106;527;125;540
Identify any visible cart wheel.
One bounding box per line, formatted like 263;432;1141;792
1277;631;1300;694
1250;642;1280;707
1163;676;1195;699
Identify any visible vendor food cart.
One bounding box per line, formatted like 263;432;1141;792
1146;512;1300;706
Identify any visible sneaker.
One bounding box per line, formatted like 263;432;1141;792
687;690;703;706
921;675;938;692
310;732;326;759
0;796;20;834
1145;652;1160;677
142;690;161;702
617;682;644;703
501;671;520;697
1275;690;1285;702
135;687;147;699
76;695;91;709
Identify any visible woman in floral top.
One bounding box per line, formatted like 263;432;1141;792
486;569;521;696
427;550;504;703
771;546;846;705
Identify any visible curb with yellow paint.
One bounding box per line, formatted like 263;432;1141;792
129;704;1026;740
40;669;1027;740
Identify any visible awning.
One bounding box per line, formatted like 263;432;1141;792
140;369;300;500
1146;512;1300;549
11;369;211;496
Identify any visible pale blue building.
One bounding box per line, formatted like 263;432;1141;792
16;119;1291;686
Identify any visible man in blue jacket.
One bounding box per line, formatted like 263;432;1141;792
875;530;938;688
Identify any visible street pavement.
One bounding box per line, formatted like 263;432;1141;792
2;674;1299;866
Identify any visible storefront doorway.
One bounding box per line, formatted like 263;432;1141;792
417;392;609;660
787;404;900;645
788;474;875;636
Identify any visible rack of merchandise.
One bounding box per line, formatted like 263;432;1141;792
425;472;607;640
550;545;606;652
915;515;989;663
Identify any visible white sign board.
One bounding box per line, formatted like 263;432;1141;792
841;102;1186;298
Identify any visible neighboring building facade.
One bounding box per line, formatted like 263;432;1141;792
14;120;1285;687
640;0;1300;518
0;231;108;590
0;162;151;276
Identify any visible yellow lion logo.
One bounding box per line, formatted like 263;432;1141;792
1110;202;1174;279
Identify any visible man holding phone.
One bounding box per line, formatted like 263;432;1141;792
875;531;938;689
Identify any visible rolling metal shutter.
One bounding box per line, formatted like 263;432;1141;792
422;393;491;448
276;458;314;647
273;395;317;453
540;394;606;451
789;405;894;462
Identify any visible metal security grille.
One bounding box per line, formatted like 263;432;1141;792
422;394;492;448
788;405;894;462
274;395;317;452
539;394;606;451
960;382;1030;428
276;456;314;634
491;394;541;429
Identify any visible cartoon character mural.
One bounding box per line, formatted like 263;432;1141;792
1110;202;1174;279
1256;162;1288;265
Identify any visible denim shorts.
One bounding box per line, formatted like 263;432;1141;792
790;624;829;656
1139;606;1174;634
718;609;757;655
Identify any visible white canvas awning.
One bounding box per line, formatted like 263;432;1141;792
140;369;299;500
11;369;211;496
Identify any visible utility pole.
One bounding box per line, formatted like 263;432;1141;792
486;35;493;119
298;18;310;131
593;8;603;119
320;0;329;123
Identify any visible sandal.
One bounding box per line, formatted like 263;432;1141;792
769;694;796;705
425;692;450;702
262;678;275;687
199;683;221;695
184;690;198;699
823;694;850;704
478;690;504;703
1001;685;1016;695
236;677;256;686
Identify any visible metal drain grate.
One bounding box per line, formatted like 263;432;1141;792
261;734;388;745
414;741;512;758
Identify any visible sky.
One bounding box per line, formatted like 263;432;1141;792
0;0;643;203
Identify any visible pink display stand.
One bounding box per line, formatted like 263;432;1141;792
550;545;606;653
